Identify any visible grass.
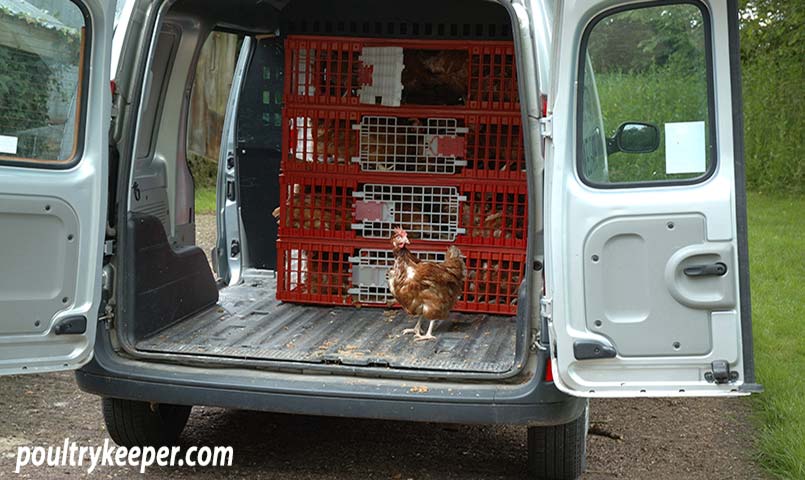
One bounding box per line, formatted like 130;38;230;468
195;186;216;215
747;192;805;479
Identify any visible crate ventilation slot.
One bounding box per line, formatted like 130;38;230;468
352;184;466;241
352;116;468;174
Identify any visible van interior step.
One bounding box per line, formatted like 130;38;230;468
135;272;517;374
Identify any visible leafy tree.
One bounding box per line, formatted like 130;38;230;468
0;47;52;134
740;0;805;63
588;3;705;74
739;0;805;193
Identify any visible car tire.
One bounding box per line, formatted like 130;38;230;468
101;397;192;447
527;402;589;480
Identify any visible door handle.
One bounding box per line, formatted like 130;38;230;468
683;262;727;277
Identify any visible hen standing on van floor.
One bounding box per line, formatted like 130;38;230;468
388;228;466;341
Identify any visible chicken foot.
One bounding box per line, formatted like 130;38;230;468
416;320;437;341
401;318;437;341
402;318;423;336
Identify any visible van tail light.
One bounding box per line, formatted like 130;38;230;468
544;356;554;382
110;80;116;96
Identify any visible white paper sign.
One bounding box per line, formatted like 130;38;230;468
664;121;706;174
0;135;18;155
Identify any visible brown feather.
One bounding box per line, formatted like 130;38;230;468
388;239;466;321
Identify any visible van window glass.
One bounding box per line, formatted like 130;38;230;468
0;0;86;164
578;2;714;186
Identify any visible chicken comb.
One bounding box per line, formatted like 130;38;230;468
393;227;407;236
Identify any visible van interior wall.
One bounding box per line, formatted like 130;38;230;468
121;0;527;377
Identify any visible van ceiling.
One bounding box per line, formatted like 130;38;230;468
168;0;283;34
169;0;512;39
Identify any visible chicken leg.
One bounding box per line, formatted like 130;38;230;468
402;318;423;337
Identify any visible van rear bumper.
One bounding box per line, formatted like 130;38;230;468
76;368;584;426
76;339;585;427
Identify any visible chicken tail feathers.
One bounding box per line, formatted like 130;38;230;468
446;245;462;261
443;246;467;280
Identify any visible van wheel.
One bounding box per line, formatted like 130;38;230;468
102;397;192;447
527;403;589;480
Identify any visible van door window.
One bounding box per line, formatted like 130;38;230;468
577;2;715;186
0;0;87;165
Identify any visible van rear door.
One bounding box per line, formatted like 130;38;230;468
0;0;113;374
544;0;759;397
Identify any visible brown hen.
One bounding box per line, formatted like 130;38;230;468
388;228;466;341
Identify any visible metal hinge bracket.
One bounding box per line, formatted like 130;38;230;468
104;240;115;256
540;296;553;320
530;328;546;352
98;304;115;329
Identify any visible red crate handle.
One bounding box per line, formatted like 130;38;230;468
358;62;374;86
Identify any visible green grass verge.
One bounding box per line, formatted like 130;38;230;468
195;187;216;215
748;192;805;478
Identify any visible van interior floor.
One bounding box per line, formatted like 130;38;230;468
136;271;518;374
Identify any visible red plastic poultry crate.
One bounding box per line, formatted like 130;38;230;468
278;172;527;248
284;36;519;111
277;34;527;315
282;106;526;180
277;238;525;315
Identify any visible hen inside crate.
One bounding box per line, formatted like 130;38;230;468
276;240;525;315
279;177;527;245
285;38;518;109
285;109;526;177
137;271;518;374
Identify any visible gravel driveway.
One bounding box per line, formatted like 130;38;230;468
0;215;766;479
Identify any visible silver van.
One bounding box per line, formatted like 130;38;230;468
0;0;759;478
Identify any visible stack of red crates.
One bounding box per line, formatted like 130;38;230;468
276;35;527;315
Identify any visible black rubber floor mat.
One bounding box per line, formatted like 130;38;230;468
136;271;517;374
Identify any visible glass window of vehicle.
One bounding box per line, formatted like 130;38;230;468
578;2;715;186
0;0;87;164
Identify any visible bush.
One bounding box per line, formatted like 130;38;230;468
187;151;218;189
739;0;804;193
742;57;804;194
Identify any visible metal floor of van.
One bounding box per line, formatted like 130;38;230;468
136;271;518;374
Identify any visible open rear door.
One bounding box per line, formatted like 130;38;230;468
544;0;759;396
0;0;113;374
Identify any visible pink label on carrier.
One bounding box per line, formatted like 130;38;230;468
354;200;385;221
430;135;466;157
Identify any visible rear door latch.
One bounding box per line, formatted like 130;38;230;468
539;115;553;139
705;360;739;384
